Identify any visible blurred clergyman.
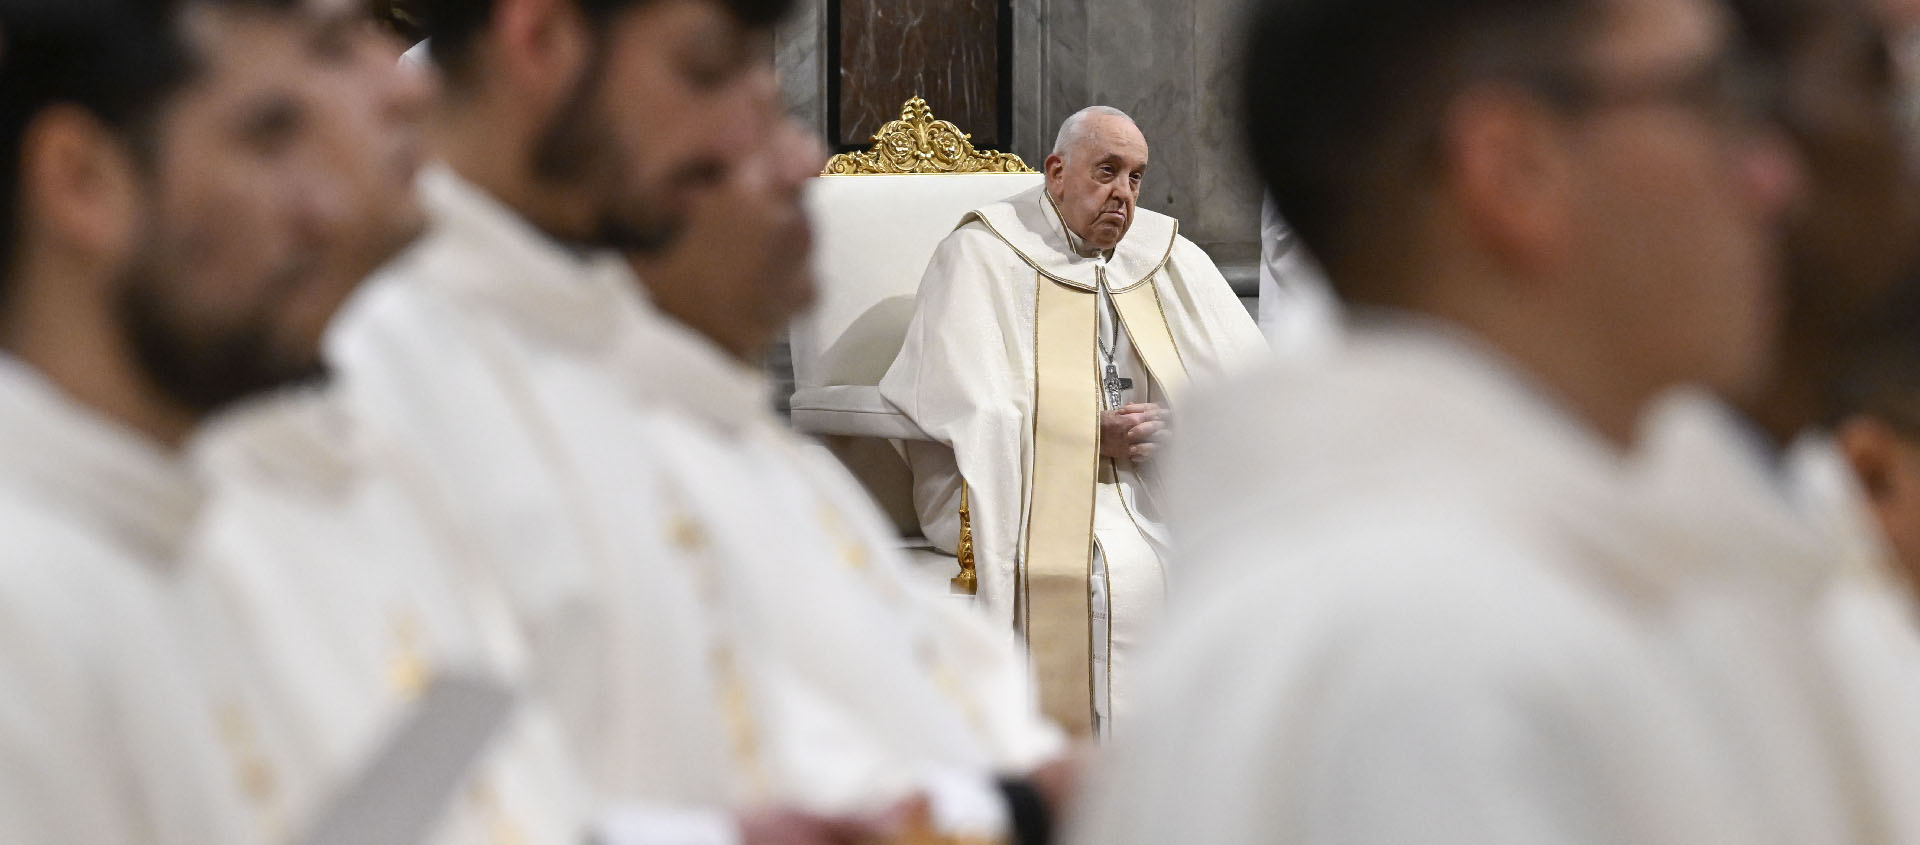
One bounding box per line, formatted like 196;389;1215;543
168;0;603;839
1059;0;1920;839
0;0;370;839
880;107;1266;738
623;91;1076;843
295;0;1068;840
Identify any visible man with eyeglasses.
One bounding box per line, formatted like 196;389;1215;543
1057;0;1902;840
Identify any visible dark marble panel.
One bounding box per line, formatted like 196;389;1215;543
836;0;1005;149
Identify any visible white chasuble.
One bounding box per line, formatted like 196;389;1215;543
601;305;1065;835
322;164;1058;840
0;358;257;845
179;390;592;843
880;185;1264;736
1671;426;1920;844
325;165;741;822
1070;324;1889;845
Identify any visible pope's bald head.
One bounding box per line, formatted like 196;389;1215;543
1051;106;1148;165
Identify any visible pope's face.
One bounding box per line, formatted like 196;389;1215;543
1045;115;1149;253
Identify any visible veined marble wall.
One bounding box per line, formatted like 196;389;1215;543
777;0;1265;289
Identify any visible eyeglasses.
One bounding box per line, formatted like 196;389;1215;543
1522;52;1782;129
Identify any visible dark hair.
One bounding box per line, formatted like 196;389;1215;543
1240;0;1595;291
0;0;190;303
418;0;794;85
1723;0;1825;66
371;0;428;43
1826;277;1920;429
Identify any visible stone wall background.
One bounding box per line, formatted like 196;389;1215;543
777;0;1263;276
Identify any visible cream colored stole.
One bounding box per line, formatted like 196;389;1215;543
1023;269;1188;736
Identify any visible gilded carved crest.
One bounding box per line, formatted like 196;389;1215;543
823;96;1036;176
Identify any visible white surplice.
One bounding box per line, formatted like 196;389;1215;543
325;165;742;825
0;358;257;844
879;185;1265;734
1639;418;1920;843
607;300;1065;833
1069;321;1891;845
178;390;592;843
322;163;1061;840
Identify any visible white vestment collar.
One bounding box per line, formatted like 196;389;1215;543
1631;390;1838;594
413;164;647;352
1232;315;1652;591
965;185;1178;292
620;298;776;434
0;356;201;562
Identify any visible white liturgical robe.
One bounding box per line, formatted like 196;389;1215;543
0;358;255;844
179;391;592;843
1630;414;1920;843
606;298;1066;833
323;164;1062;840
880;185;1264;736
1071;321;1920;845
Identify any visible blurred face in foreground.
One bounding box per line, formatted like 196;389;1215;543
119;3;361;413
1548;0;1800;405
1777;0;1920;348
534;0;773;253
630;65;826;361
301;0;435;289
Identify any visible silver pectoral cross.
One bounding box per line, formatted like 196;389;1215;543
1104;362;1133;409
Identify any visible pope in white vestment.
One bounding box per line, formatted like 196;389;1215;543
0;359;257;845
880;182;1265;737
321;163;1062;840
1071;323;1920;845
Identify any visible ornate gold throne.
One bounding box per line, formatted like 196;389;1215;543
791;97;1042;594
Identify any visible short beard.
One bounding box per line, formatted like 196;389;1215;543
530;35;679;254
114;261;325;417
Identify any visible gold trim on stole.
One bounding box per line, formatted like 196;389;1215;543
1022;273;1101;736
1110;280;1191;398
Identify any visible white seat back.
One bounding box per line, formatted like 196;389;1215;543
793;172;1042;391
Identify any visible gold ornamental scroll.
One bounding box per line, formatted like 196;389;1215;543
1023;274;1102;737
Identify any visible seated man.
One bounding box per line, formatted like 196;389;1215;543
881;107;1265;737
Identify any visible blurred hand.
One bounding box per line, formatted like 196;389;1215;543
736;796;928;845
1100;403;1170;464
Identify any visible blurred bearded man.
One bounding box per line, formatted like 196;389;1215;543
319;0;1064;840
880;107;1266;738
622;93;1074;841
164;1;606;841
0;0;384;839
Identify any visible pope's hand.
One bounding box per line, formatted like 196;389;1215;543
1100;403;1170;464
